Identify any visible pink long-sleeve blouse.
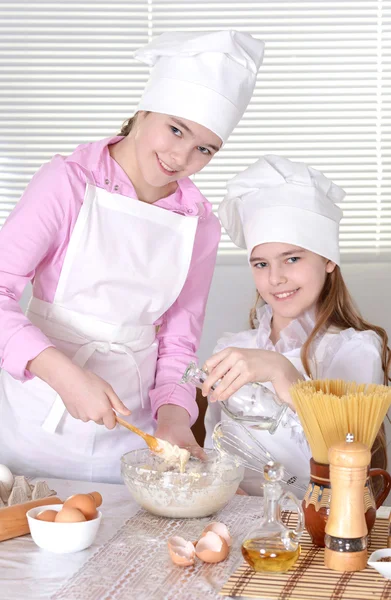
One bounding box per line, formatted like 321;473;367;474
0;136;221;424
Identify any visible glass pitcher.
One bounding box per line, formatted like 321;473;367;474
180;362;288;434
241;462;304;573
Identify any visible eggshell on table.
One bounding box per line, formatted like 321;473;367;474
195;531;229;563
36;509;58;522
63;494;97;520
55;507;86;523
167;536;195;567
200;522;232;547
0;464;14;492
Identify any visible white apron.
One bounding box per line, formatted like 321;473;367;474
0;183;198;483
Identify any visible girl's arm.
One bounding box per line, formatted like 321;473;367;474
201;329;385;412
152;210;221;445
0;160;66;379
0;159;129;427
27;347;130;428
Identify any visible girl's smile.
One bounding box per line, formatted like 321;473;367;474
272;288;300;301
156;154;178;176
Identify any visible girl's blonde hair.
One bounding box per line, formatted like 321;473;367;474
249;265;390;473
119;115;137;136
118;111;150;137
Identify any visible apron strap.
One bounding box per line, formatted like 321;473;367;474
41;341;146;434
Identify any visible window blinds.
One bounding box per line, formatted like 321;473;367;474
1;0;390;257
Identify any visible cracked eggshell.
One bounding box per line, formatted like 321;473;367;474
167;536;196;567
195;531;229;563
201;522;232;547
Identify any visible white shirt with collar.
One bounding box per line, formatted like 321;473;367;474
204;304;384;496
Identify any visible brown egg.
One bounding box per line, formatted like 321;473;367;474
88;491;102;508
167;536;195;567
55;507;86;523
195;531;229;563
201;522;232;547
36;509;58;522
63;493;97;520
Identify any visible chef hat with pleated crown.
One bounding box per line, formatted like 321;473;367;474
219;155;345;265
133;30;265;143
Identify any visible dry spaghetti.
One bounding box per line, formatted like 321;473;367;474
290;379;391;464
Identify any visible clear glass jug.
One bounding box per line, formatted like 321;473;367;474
180;362;288;434
241;462;304;573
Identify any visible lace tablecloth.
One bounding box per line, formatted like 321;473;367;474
0;478;262;600
52;495;262;600
1;478;389;600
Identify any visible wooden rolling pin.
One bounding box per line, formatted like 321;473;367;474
0;496;62;542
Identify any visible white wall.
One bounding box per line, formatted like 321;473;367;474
198;259;391;362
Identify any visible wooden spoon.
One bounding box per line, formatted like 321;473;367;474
115;416;162;453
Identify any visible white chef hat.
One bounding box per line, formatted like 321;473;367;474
219;155;345;265
133;30;265;143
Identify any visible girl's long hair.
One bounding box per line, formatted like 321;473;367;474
249;266;391;472
302;266;391;385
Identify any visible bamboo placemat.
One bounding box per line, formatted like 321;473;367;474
220;513;391;599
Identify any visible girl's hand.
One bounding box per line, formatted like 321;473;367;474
202;348;276;400
155;405;206;460
201;347;302;409
55;367;131;428
27;347;131;429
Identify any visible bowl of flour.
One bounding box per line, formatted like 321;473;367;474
121;448;244;518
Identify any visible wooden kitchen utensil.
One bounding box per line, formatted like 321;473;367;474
115;416;162;453
0;495;62;542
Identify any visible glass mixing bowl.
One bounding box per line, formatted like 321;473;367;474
121;448;244;518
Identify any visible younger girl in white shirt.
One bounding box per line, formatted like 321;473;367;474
203;155;390;495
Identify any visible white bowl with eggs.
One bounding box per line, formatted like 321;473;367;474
27;504;102;553
121;448;244;518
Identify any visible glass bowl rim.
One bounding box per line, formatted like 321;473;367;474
120;447;244;484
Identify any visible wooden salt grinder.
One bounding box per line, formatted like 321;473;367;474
324;433;371;572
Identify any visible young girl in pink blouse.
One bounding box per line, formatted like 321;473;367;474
0;31;264;482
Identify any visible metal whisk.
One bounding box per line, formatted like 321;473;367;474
212;420;306;493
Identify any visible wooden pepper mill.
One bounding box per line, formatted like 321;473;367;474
324;433;371;572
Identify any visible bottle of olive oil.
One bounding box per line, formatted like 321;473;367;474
242;534;301;572
241;462;304;574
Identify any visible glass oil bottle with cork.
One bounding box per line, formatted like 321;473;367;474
241;461;304;573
